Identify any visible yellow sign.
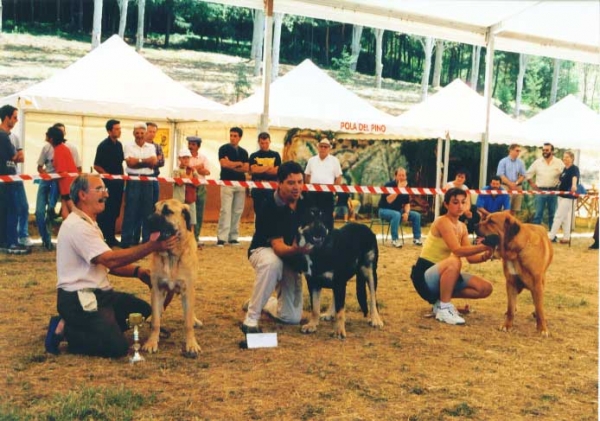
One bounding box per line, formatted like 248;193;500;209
156;128;170;159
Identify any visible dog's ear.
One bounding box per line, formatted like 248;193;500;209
504;215;520;246
182;207;192;231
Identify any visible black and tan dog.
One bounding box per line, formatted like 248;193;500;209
476;211;553;336
294;208;383;339
143;199;202;357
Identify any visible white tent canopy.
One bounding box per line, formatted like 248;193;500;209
394;79;524;144
522;94;600;149
226;59;397;134
0;34;227;121
206;0;600;65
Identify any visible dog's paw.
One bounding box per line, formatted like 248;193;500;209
499;323;513;333
319;313;335;322
301;322;318;334
142;338;159;354
369;316;384;328
332;323;346;339
183;339;201;358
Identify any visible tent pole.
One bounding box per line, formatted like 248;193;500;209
480;31;495;188
435;137;443;218
443;131;450;186
259;0;274;132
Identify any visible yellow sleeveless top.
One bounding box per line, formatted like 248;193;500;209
420;234;452;263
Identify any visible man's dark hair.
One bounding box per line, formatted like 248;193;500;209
230;127;243;137
489;175;502;183
105;119;120;132
258;132;270;140
543;142;554;151
443;187;467;204
46;126;65;145
454;167;468;177
53;122;65;130
0;105;17;121
277;161;304;183
146;122;158;129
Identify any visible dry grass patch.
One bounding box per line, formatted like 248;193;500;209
0;222;597;420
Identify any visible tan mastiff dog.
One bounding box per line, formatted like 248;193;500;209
143;199;201;357
476;211;553;336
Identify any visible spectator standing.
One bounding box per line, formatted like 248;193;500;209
145;122;164;204
187;136;211;245
121;123;157;248
217;127;249;247
172;148;199;238
49;126;77;220
8;122;32;248
378;167;423;248
496;144;527;215
525;143;564;228
304;138;342;232
35;131;59;250
0;104;28;254
94;119;125;247
54;123;82;173
475;175;511;218
548;151;580;244
249;132;281;215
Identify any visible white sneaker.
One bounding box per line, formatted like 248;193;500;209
413;238;423;246
18;237;34;247
435;305;465;325
391;239;403;248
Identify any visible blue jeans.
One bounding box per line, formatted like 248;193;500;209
5;183;19;246
121;181;154;246
13;181;29;239
533;195;558;228
379;208;422;241
35;180;58;244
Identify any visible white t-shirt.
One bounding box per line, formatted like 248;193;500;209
56;210;112;292
526;156;565;188
305;154;342;184
190;152;210;180
124;141;156;175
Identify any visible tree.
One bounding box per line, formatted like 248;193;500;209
374;28;384;89
432;39;444;88
56;0;61;24
251;9;265;76
470;45;481;90
117;0;129;38
350;25;363;72
550;58;561;105
515;53;529;117
163;0;174;47
92;0;102;49
272;12;284;80
419;36;434;101
136;0;145;51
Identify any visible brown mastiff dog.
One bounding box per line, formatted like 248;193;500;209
143;199;201;357
476;211;553;336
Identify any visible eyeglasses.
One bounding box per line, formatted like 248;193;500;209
318;145;330;149
92;187;109;193
514;149;521;153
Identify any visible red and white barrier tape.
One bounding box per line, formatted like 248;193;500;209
0;172;591;197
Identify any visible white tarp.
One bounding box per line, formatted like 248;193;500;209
206;0;600;65
522;95;600;149
394;79;524;144
225;59;398;135
0;34;226;121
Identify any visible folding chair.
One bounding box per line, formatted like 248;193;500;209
368;206;405;245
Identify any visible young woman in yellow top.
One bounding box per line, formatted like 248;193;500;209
411;188;494;325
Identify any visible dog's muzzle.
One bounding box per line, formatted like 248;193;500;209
147;213;178;241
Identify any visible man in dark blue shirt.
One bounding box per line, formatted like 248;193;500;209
476;176;511;218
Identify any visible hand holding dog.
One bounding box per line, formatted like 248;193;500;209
149;232;178;252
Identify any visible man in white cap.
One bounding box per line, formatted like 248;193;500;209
187;136;210;246
304;138;342;231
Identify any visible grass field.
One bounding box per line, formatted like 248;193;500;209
0;220;597;420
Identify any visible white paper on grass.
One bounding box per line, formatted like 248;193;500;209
246;333;278;349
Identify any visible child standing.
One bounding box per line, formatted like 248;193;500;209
172;148;200;242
